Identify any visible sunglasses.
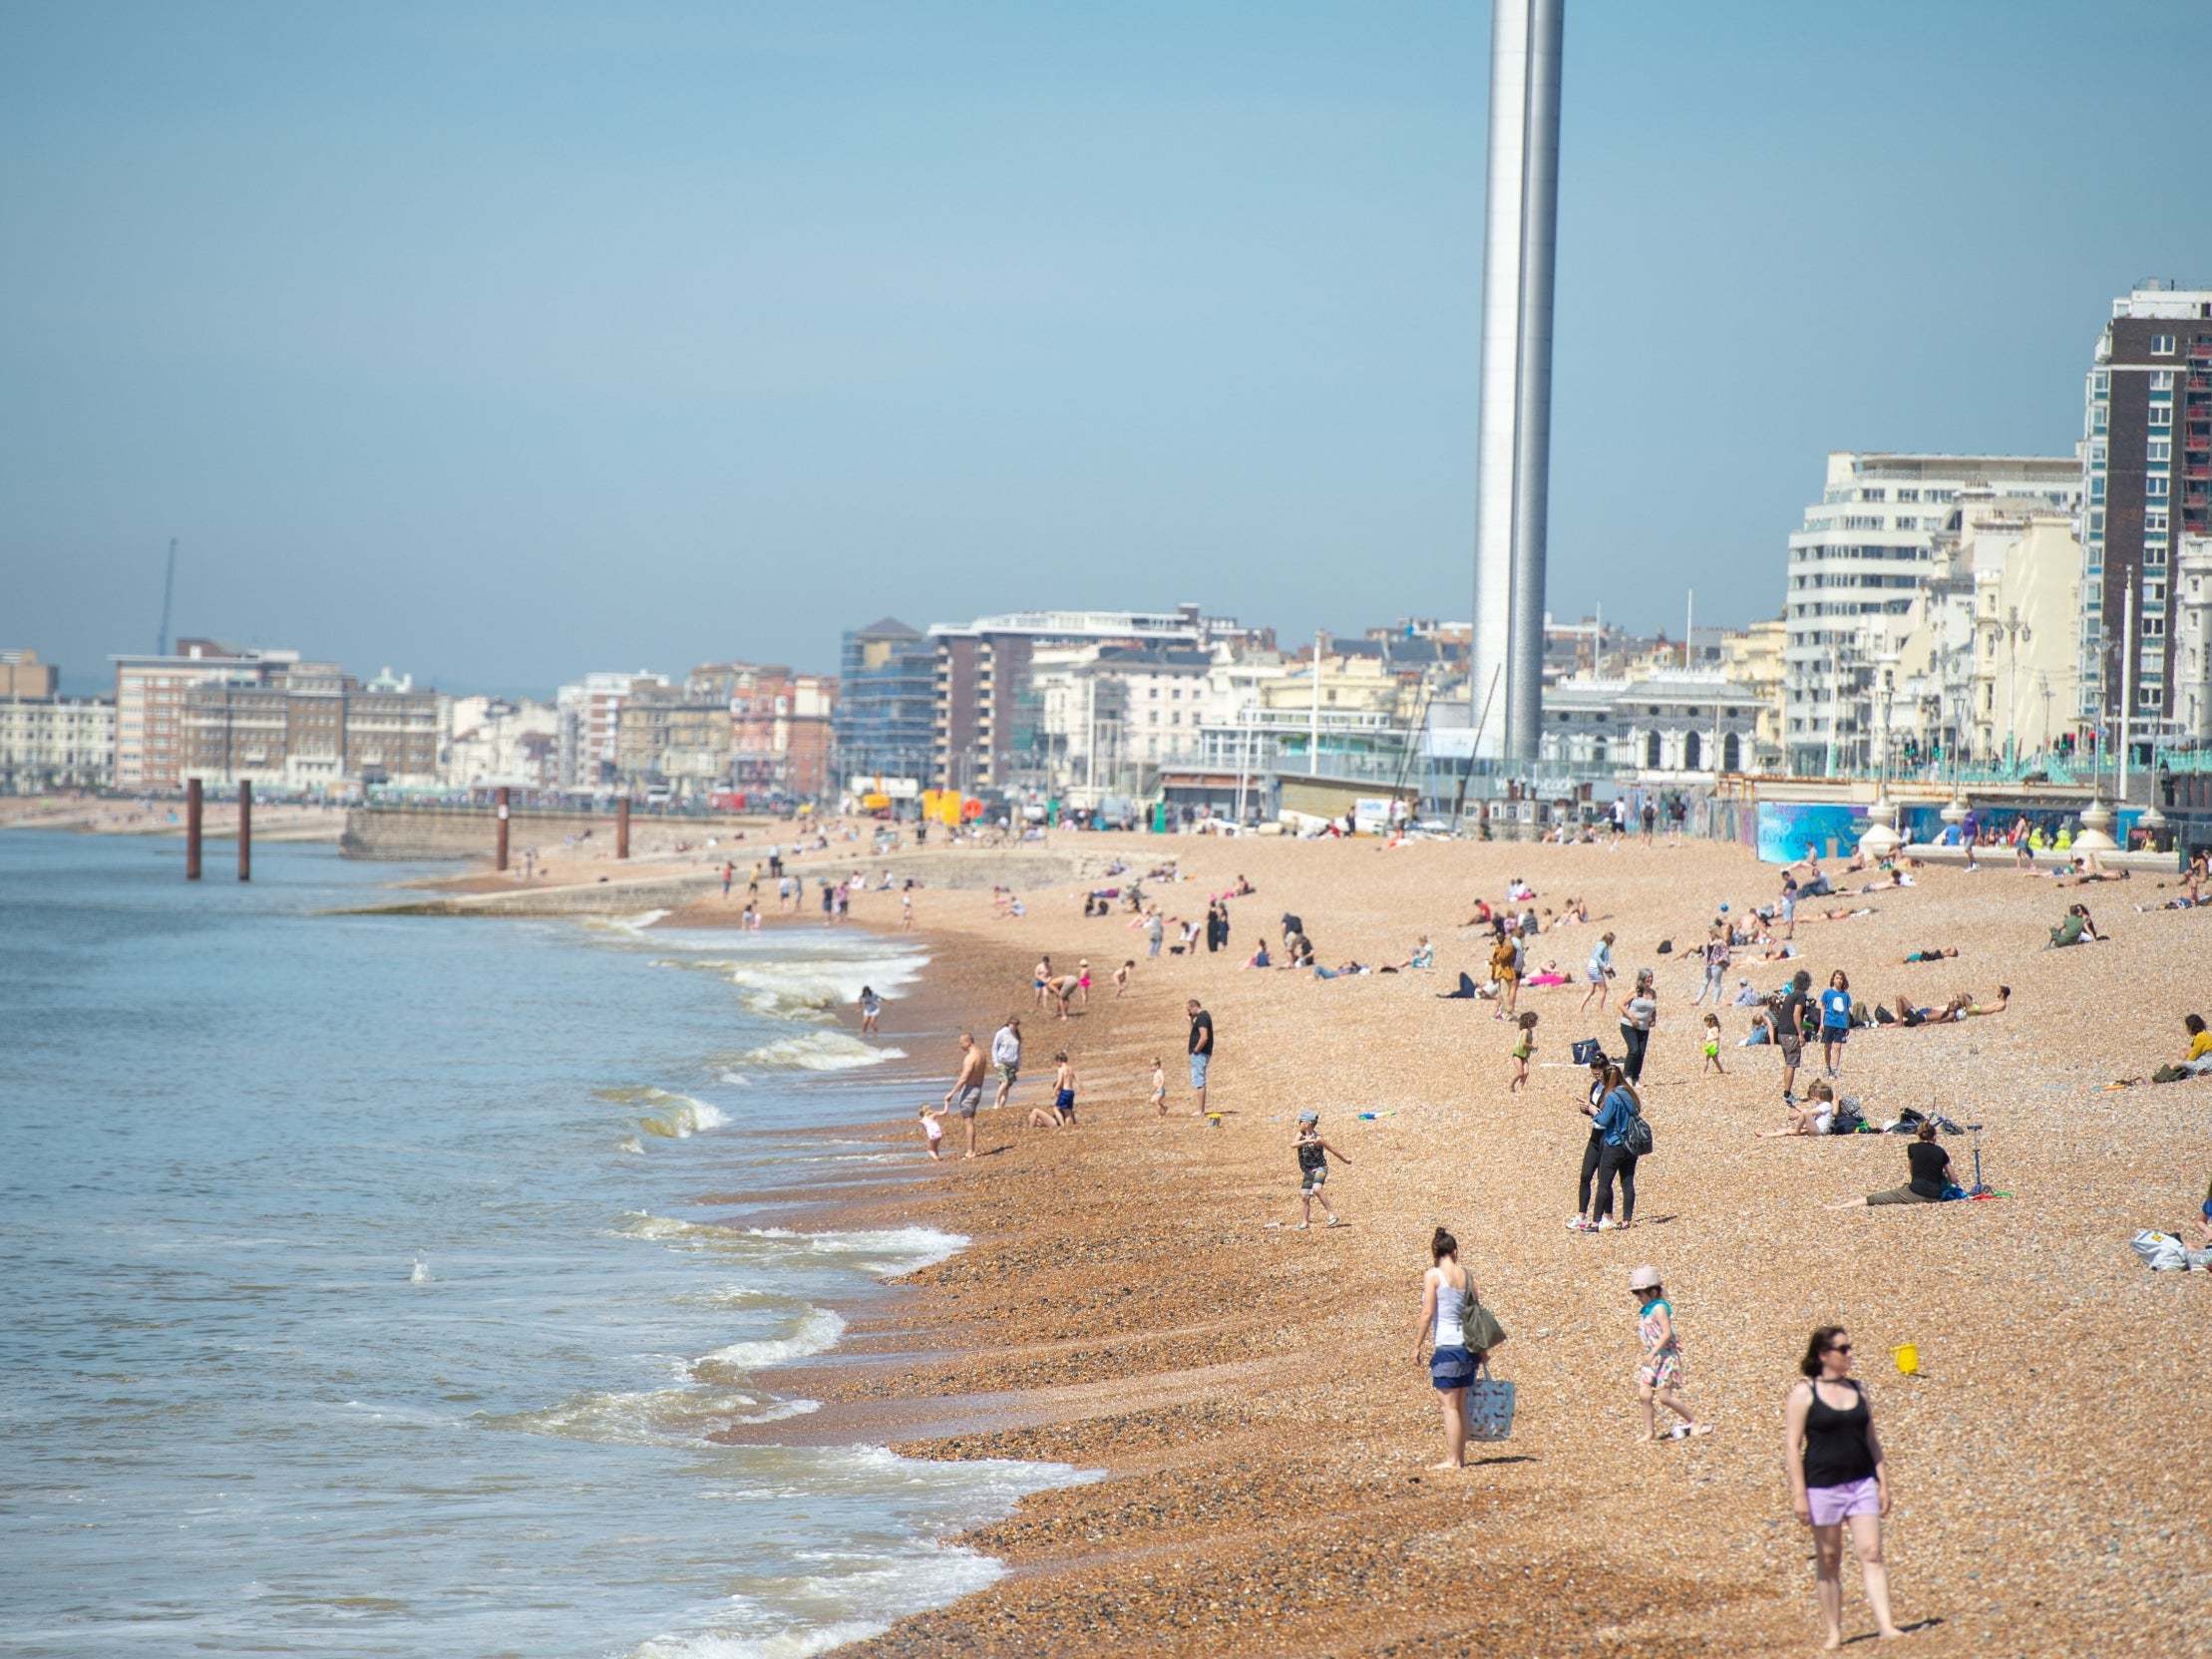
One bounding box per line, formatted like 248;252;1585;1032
1828;1343;1853;1355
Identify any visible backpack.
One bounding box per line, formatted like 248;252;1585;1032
1623;1102;1654;1158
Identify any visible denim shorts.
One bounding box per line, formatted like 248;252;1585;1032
1189;1051;1210;1089
1429;1344;1477;1391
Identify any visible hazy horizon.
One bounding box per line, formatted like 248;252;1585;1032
7;0;2212;697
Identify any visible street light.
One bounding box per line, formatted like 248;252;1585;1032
2001;605;2030;773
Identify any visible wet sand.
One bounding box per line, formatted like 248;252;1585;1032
665;830;2210;1657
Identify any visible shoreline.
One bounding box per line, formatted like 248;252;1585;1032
661;830;2212;1658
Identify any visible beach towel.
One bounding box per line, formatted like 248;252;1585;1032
1439;972;1482;1000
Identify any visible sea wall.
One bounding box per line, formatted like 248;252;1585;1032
340;806;762;861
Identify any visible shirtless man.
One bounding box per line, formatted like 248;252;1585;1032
942;1031;987;1161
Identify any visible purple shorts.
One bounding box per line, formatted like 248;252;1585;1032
1806;1477;1880;1526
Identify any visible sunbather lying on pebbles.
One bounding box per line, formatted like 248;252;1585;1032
1900;947;1959;964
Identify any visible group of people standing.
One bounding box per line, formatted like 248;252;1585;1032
1412;1229;1908;1647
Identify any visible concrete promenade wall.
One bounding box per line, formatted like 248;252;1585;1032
340;806;767;861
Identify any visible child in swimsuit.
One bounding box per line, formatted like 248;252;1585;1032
919;1105;943;1161
1510;1011;1537;1093
1701;1011;1723;1075
1149;1058;1167;1117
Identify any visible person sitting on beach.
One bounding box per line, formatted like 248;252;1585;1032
1901;947;1958;964
1732;976;1763;1007
1233;873;1255;895
1759;1080;1846;1138
1244;940;1272;968
1462;897;1495;929
2106;1014;2212;1087
2048;903;2101;947
1556;897;1589;925
1827;1119;1952;1208
1406;935;1435;970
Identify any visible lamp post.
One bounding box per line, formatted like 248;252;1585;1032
2002;605;2030;773
1860;654;1904;856
2076;626;2119;852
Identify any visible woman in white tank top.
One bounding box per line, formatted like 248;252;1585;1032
1415;1226;1479;1470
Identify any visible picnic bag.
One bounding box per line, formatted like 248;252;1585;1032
1464;1358;1516;1441
1570;1037;1605;1067
1461;1294;1508;1356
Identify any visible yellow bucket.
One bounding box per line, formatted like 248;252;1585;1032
1892;1343;1920;1376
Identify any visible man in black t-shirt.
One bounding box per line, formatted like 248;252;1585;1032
1187;998;1215;1118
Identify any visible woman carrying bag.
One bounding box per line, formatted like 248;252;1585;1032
1415;1226;1510;1469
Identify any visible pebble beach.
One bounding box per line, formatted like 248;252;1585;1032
682;829;2212;1657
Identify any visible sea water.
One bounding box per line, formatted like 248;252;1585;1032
0;833;1084;1658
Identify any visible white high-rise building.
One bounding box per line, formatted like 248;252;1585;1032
1781;452;2078;775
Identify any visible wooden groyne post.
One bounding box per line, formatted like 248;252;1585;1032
237;781;252;881
615;796;631;860
495;787;511;871
185;779;202;880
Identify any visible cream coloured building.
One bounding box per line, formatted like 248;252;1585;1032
0;696;115;791
1717;619;1787;769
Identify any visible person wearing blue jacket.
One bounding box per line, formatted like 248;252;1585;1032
1579;1065;1645;1231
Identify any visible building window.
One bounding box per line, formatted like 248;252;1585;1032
2152;370;2175;391
2151;403;2172;428
2152;334;2176;356
2150;439;2172;463
2148;476;2169;499
2143;617;2165;638
1863;488;1887;501
2147;509;2168;531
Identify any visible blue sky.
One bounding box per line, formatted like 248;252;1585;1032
5;0;2209;694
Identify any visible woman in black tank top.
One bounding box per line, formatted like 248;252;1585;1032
1783;1326;1906;1647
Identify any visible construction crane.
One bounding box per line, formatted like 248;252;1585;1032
156;538;177;656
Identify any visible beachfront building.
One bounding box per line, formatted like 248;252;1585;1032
112;640;302;792
614;685;729;794
719;665;835;802
0;693;116;792
926;605;1247;793
2079;281;2212;750
2174;536;2212;746
554;671;670;791
1;649;59;700
181;660;440;791
440;696;559;791
834;619;935;794
1537;672;1763;775
1782;452;2079;775
1717;620;1788;771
